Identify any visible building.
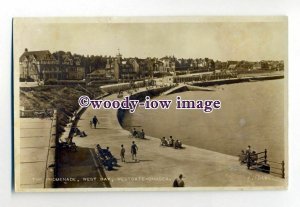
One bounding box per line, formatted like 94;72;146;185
64;55;85;80
19;49;86;81
86;69;107;80
228;64;237;70
128;58;140;73
236;61;253;71
215;60;226;70
19;48;59;81
113;50;140;82
67;67;85;80
159;57;176;73
113;59;120;81
153;59;164;73
252;62;262;70
119;59;139;81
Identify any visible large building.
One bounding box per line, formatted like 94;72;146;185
159;57;175;73
113;50;140;81
19;49;59;81
19;49;86;81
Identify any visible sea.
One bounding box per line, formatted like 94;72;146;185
123;79;285;163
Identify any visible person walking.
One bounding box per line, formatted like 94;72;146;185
173;174;185;187
131;141;138;161
120;144;126;162
92;115;99;129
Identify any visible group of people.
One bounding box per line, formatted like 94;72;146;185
70;126;87;137
130;128;145;139
239;145;259;168
68;112;187;187
67;125;87;145
120;141;139;162
96;144;118;170
161;136;183;149
96;141;139;170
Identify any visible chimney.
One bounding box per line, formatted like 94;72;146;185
25;48;28;52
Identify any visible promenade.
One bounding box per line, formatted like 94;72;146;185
59;90;286;189
18;118;54;189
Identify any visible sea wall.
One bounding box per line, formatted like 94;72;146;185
99;80;152;94
192;75;284;87
117;85;173;127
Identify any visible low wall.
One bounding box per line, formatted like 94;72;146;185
192;75;284;87
99;80;152;94
45;110;57;188
117;85;173;127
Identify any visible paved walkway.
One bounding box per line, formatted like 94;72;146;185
65;92;286;189
18;118;53;189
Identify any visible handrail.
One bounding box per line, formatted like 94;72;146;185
267;160;283;165
239;148;285;179
271;171;283;175
20;108;55;118
270;166;282;171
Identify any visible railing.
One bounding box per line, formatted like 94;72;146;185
240;149;285;179
20;108;54;118
45;109;57;188
253;149;268;165
266;160;285;179
173;72;238;83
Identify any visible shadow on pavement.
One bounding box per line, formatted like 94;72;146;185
56;146;111;188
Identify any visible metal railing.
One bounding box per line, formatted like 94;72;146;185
240;149;285;179
266;160;285;179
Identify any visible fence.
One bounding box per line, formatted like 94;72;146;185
241;149;285;179
267;160;285;179
173;72;238;83
20;108;55;118
45;109;57;188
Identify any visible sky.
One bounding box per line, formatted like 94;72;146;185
14;18;287;62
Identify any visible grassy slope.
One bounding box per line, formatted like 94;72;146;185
20;85;100;136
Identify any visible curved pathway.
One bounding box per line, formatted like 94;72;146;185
65;91;286;189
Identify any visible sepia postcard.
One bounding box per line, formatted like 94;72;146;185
13;17;288;192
